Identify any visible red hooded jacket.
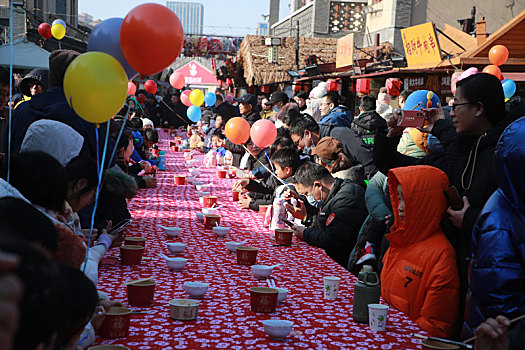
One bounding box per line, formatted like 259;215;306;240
381;165;460;337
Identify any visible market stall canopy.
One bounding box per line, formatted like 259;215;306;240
438;24;477;57
0;38;50;70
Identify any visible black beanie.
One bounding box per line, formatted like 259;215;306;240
48;50;80;88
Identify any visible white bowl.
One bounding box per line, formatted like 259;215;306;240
184;282;209;298
225;241;244;253
275;287;288;304
193;180;204;187
185;176;196;184
202;207;218;215
166;257;187;271
196;212;205;221
212;226;229;237
262;320;294;340
199;197;205;206
189;169;201;177
196;184;211;192
197;190;210;197
162;226;181;237
251;265;274;279
167;242;186;254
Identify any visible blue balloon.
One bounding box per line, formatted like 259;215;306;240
502;79;516;100
204;92;216;106
87;18;137;80
52;19;66;28
187;105;202;122
402;90;441;110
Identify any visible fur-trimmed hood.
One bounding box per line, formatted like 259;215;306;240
103;167;137;199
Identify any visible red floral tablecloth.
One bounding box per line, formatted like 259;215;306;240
95;130;424;349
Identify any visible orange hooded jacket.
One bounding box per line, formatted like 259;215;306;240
381;165;460;338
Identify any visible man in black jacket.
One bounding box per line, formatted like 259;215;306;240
289;116;377;179
352;95;387;148
285;162;367;268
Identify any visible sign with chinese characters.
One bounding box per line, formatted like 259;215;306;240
401;22;442;67
403;77;425;91
175;61;218;85
336;33;354;68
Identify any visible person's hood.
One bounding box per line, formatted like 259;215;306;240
494;116;525;212
19;68;49;96
102;167;137;199
376;102;393;120
20;119;84;166
387;165;449;246
333;164;365;188
354;110;386;131
318;106;352;128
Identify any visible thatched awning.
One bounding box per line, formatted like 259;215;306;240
237;35;337;86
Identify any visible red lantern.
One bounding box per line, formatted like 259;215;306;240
226;78;233;86
261;85;270;93
356;79;370;94
327;80;338;92
294;83;302;92
386;78;401;97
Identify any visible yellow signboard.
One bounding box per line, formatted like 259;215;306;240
336;33;354;68
401;22;442;67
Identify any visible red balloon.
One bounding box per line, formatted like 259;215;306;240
482;65;502;79
137;93;146;104
181;90;192;107
169;72;185;89
38;23;52;39
250;119;277;149
488;45;509;66
225;117;251;145
144;80;157;94
120;4;184;75
127;82;137;95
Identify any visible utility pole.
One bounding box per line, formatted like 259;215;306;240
295;20;299;70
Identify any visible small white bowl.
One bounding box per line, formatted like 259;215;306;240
202;207;218;215
225;241;244;253
185;176;196;184
262;320;294;340
184;282;209;298
196;212;205;221
167;242;186;254
162;226;181;237
251;265;274;279
166;257;187;271
197;190;210;197
194;181;204;187
189;169;201;177
212;226;229;237
275;287;288;304
196;184;211;192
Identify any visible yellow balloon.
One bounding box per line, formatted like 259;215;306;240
64;52;128;124
51;23;65;40
426;91;434;100
189;89;205;106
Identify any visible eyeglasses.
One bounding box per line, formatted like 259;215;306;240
451;102;473;111
293;134;304;147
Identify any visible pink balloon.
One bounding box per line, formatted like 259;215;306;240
250;119;277;149
127;82;137;95
181;90;192;107
170;71;185;89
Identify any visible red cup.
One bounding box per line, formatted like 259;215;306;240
174;176;186;185
259;205;269;216
127;280;156;307
120;245;144;265
232;190;240;201
169;141;177;147
203;196;218;208
236;247;258;265
249;287;278;313
124;237;146;247
99;307;132;338
274;229;293;245
173;145;180;152
228;171;237;179
204;214;221;229
217;169;227;178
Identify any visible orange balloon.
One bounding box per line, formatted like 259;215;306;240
224;117;251;145
488;45;509;66
482;65;502;79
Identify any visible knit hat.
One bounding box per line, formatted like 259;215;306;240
311;137;343;160
48;50;80;87
377;92;391;105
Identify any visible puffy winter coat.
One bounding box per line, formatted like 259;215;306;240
465;117;525;337
351;110;387;148
318;105;353;128
381;165;460;338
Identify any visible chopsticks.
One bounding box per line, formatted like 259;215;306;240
463;313;525;344
410;334;472;349
122;277;153;286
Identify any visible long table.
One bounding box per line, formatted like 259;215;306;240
95;129;425;349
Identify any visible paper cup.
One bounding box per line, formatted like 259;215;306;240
217;169;227;178
127;280;156;307
120;245;144;265
232;190;240;201
274;229;293;245
204;214;221;229
323;276;341;300
236;246;258;265
368;303;389;331
203;196;218;208
124;237;146;247
88;346;130;350
169;299;200;321
98;307;132;338
259;205;270;216
174;176;186;185
249;287;278;313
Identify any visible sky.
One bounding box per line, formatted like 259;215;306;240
78;0;292;37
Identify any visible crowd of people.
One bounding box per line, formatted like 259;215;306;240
0;48;524;350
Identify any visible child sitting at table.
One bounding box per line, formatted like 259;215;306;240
204;130;232;167
234;147;302;211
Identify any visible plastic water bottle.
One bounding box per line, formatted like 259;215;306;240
352;265;380;323
157;151;166;171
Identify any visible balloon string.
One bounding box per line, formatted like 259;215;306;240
83;121;110;274
108;107;130;166
241;144;290;189
264;150;275;172
160;99;188;123
6;0;13;196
